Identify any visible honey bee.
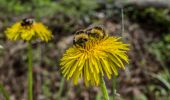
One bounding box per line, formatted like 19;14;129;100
21;18;34;26
73;30;89;46
86;25;108;39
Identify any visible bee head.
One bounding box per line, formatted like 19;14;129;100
73;31;89;46
21;18;34;26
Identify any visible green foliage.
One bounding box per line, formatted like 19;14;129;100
0;0;31;14
155;72;170;90
133;93;147;100
55;77;65;99
149;34;170;62
0;0;99;19
126;6;170;100
143;8;170;28
142;9;170;98
55;0;98;18
149;70;170;100
126;7;170;32
42;71;52;99
0;83;10;100
149;37;170;99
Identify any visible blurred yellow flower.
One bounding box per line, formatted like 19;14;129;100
5;18;52;41
60;27;129;86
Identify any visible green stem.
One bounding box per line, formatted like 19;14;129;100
0;83;10;100
56;77;65;99
112;76;116;100
99;75;109;100
28;43;33;100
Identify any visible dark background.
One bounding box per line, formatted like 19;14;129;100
0;0;170;100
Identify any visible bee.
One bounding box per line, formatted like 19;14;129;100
73;30;89;46
86;25;108;39
21;18;34;26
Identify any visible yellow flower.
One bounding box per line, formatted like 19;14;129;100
60;29;129;86
5;18;52;41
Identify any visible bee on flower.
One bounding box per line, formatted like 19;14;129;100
73;30;89;47
85;25;108;39
5;18;52;42
21;18;34;26
60;25;129;86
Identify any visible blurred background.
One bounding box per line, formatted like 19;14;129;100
0;0;170;100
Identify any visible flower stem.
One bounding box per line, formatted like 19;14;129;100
28;43;33;100
99;75;109;100
112;76;116;100
0;83;10;100
56;77;65;99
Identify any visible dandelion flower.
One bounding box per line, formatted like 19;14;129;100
60;26;129;86
5;18;52;41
